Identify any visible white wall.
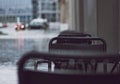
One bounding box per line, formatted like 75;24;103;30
69;0;120;52
97;0;119;52
84;0;97;36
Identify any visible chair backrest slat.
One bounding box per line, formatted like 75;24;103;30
49;37;107;52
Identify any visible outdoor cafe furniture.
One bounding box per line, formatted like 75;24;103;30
49;37;106;52
18;51;120;84
58;30;91;37
48;37;107;72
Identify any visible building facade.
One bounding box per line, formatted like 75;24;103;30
0;0;60;23
38;0;60;22
0;0;32;23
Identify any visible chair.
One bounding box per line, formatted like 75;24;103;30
48;37;107;71
58;30;91;37
49;37;107;52
18;52;120;84
57;30;92;44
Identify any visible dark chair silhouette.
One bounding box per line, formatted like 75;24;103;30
18;52;120;84
58;30;91;37
57;30;92;44
48;37;107;71
49;37;106;52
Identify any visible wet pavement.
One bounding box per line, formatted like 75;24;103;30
0;24;68;84
0;36;59;65
0;39;35;65
0;34;58;84
0;27;59;65
0;37;56;84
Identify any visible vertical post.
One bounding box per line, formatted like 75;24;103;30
84;0;97;36
97;0;119;52
68;0;84;33
79;0;84;33
68;0;76;30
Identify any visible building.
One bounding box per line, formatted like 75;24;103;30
38;0;60;22
0;0;32;23
0;0;60;23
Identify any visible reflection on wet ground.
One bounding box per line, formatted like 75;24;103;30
0;39;35;65
0;37;53;66
0;38;50;84
0;22;67;84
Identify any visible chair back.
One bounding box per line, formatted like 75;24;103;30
58;30;91;37
49;37;107;52
18;52;120;84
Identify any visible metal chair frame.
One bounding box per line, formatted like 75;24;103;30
18;52;120;84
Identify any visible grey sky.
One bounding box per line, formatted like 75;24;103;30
0;0;32;8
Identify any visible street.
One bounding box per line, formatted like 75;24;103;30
0;26;60;64
0;26;60;38
0;26;60;84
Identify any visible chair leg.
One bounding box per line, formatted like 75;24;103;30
111;62;119;73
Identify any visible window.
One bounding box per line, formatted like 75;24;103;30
41;2;45;10
0;0;67;84
52;2;56;10
41;13;46;18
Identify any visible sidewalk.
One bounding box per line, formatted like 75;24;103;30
0;65;17;84
0;23;69;84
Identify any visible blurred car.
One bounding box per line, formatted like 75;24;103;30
3;23;8;28
0;23;8;28
28;18;49;29
15;23;25;30
0;23;3;28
